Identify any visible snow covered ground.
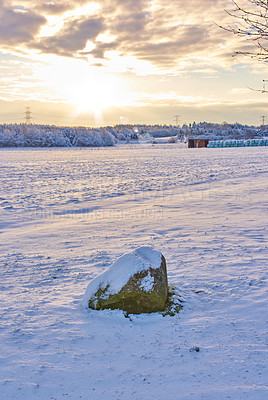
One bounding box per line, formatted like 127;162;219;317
0;145;267;399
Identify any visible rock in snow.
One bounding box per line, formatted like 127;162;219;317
83;247;168;314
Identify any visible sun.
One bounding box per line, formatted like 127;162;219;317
40;58;130;121
68;70;122;114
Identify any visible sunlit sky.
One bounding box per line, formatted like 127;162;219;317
0;0;268;126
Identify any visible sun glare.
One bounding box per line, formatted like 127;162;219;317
40;58;131;122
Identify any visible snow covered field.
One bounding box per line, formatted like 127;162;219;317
1;145;267;399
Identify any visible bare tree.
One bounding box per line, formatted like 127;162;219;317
221;1;268;61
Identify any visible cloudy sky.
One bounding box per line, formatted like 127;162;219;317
0;0;268;126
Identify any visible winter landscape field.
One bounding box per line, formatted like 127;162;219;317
1;144;267;400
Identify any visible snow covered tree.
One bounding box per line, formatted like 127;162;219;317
222;0;268;61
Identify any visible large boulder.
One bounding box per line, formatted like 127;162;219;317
83;247;168;314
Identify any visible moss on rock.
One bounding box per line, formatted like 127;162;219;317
88;255;168;314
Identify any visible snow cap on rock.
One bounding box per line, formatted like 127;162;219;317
83;246;168;314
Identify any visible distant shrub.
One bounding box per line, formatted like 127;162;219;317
168;136;178;143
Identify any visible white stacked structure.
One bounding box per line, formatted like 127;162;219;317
208;139;268;148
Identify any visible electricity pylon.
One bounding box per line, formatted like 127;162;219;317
174;114;180;126
25;107;32;124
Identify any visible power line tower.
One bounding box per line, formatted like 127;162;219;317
25;107;32;124
174;114;180;126
260;115;267;126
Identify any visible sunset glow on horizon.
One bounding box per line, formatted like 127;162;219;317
1;0;268;127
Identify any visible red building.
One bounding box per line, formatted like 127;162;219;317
188;137;209;148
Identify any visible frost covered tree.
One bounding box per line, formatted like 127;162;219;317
222;0;268;61
0;125;115;147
